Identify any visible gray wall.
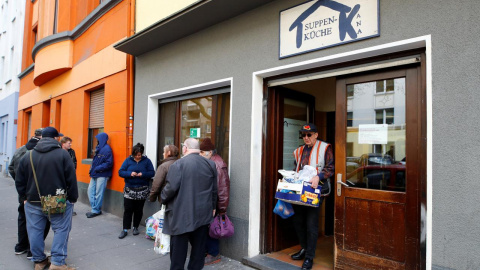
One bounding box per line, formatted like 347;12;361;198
133;0;480;267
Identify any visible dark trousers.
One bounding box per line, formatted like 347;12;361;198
123;198;146;230
170;225;209;270
206;235;219;256
16;202;50;252
292;198;324;260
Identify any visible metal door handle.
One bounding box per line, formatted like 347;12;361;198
336;173;342;196
337;181;349;187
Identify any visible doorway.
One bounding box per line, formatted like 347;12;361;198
263;77;337;269
262;59;425;269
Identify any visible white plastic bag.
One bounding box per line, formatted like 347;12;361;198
297;165;317;182
153;205;170;255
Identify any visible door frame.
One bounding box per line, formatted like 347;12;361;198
250;36;431;269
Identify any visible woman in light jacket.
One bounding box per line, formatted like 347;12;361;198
118;143;155;239
149;144;179;203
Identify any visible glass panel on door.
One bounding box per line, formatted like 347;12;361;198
283;98;308;170
345;78;406;192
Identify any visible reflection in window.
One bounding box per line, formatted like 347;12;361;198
345;78;406;192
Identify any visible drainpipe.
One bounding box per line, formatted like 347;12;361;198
126;0;135;156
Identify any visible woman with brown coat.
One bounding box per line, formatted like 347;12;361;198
149;145;179;203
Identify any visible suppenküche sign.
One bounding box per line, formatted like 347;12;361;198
280;0;379;58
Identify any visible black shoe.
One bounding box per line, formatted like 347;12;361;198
72;211;77;216
86;211;102;218
133;227;139;235
14;249;28;255
291;248;306;260
301;258;313;270
118;230;128;239
27;250;32;259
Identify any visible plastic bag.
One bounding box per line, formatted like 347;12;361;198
154;205;170;255
297;165;317;182
145;207;164;240
273;200;294;219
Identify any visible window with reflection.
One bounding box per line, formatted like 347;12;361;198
345;78;406;192
157;92;230;166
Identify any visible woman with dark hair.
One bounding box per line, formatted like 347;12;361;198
149;145;179;203
118;143;155;239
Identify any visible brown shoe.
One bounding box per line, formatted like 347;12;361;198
204;254;221;265
48;264;76;270
34;258;50;270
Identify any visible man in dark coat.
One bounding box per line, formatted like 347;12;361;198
161;138;218;270
9;128;50;259
15;127;78;270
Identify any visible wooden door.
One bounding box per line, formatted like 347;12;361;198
334;66;424;269
263;87;315;252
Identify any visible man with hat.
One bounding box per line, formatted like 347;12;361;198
290;123;334;270
9;128;51;259
199;138;230;265
15;127;78;270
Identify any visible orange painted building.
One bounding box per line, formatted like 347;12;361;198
18;0;134;213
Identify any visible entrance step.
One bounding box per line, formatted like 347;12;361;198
242;255;299;270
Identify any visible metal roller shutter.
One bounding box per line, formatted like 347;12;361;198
89;89;104;128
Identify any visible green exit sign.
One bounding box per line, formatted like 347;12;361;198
190;128;201;138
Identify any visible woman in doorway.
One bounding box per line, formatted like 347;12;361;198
149;145;179;203
199;138;230;265
118;143;155;239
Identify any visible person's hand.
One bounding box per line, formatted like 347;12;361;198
310;175;320;189
213;209;216;217
24;200;27;205
137;172;143;177
131;172;138;177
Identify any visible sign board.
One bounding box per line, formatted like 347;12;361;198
358;124;388;144
280;0;379;58
190;128;201;138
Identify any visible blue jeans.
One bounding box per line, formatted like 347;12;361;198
206;235;219;256
25;202;73;265
88;177;108;214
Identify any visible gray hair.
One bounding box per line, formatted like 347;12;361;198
184;138;200;150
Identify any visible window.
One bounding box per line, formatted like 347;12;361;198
88;89;104;158
347;84;354;97
375;108;394;125
347;111;353;127
33;26;38;44
157;90;230;166
53;0;58;34
376;79;395;93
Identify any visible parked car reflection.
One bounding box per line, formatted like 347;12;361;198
346;153;406;192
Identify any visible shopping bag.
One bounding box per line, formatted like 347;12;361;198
153;205;170;255
145;216;160;240
273;200;294;219
209;214;234;239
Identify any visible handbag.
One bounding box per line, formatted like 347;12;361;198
273;200;294;219
209;214;234;239
153;204;170;255
29;151;67;216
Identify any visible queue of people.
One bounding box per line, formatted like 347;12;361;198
10;129;232;270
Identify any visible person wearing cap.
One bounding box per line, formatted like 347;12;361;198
15;127;78;270
199;138;230;265
290;123;334;270
9;128;51;259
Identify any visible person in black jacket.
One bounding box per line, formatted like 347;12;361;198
161;138;217;270
9;128;51;259
15;127;78;270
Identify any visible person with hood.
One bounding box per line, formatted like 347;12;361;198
9;128;51;259
86;132;113;218
118;143;155;239
15;127;78;270
199;138;230;265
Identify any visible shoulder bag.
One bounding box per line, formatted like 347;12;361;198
30;151;67;216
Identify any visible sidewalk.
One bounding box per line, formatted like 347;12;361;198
0;176;252;270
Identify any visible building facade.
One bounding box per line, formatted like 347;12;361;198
18;0;135;213
0;0;25;176
116;0;479;269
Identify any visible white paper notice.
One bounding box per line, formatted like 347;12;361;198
358;124;388;144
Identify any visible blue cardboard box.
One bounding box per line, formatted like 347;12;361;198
275;179;321;207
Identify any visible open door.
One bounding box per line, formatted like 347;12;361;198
334;66;424;269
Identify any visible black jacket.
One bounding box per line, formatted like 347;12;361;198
15;137;78;204
8;137;40;179
161;153;218;235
